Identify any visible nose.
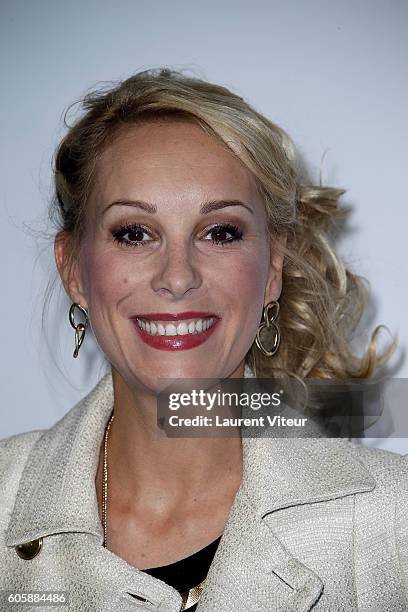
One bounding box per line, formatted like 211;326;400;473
151;240;202;299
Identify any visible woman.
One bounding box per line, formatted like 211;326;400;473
0;68;407;612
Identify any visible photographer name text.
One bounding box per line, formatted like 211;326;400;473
167;415;308;427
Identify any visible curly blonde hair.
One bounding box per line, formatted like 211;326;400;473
51;67;396;382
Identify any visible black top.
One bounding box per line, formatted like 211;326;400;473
142;534;222;611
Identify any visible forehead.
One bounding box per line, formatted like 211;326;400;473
90;121;259;209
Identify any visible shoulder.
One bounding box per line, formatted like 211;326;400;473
0;430;45;529
345;439;407;488
343;441;408;598
344;440;408;571
334;438;408;509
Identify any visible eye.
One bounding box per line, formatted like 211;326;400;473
204;223;244;246
110;221;244;248
111;223;152;248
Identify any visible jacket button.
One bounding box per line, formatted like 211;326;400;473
15;538;43;560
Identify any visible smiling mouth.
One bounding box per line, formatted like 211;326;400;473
135;316;216;336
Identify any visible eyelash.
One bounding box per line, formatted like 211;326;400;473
111;222;244;248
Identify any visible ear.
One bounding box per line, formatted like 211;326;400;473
54;231;88;308
264;231;287;305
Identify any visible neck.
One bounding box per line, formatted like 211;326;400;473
103;365;244;516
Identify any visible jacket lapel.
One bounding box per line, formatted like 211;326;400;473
5;371;114;546
196;480;325;612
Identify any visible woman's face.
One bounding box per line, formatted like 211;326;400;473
58;121;285;390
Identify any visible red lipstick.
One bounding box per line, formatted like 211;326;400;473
130;313;221;351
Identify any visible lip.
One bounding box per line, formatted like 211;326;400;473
131;316;221;351
131;311;218;321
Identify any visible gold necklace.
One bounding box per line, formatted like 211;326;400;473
102;411;206;610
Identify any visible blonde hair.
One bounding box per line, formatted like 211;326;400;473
51;67;396;381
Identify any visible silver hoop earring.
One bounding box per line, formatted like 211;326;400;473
255;300;281;357
69;302;89;358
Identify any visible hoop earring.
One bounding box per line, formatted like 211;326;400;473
69;302;89;358
255;300;281;357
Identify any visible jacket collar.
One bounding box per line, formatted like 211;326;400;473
5;365;377;611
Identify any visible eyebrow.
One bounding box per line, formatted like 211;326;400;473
101;199;254;216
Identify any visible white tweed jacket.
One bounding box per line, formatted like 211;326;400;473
0;366;407;612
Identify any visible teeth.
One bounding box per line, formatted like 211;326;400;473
157;323;166;336
136;317;216;337
165;323;177;336
177;322;189;335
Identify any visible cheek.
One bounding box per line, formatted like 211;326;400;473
80;246;135;307
215;253;268;323
78;247;138;360
226;262;263;298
